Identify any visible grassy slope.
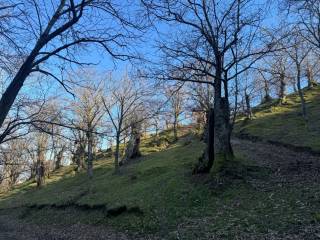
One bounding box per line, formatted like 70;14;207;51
235;86;320;152
0;127;319;239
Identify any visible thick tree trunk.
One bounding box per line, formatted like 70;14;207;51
121;122;142;165
35;133;48;188
36;157;45;188
193;107;214;174
279;72;286;104
114;133;120;173
262;79;272;103
213;70;234;172
201;111;209;143
55;146;65;170
306;66;317;88
193;66;234;174
86;130;93;178
36;162;45;188
0;40;44;128
0;64;32;128
29;161;37;180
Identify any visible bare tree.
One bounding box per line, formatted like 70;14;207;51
285;28;312;120
102;73;147;173
284;0;320;50
35;131;48;187
0;0;143;130
165;86;185;141
0;139;30;190
71;82;104;178
142;0;276;173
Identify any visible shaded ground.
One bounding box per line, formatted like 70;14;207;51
233;138;320;186
0;213;149;240
0;136;319;239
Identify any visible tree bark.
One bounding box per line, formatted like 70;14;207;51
114;132;120;173
213;68;234;172
120;122;142;165
55;146;65;170
262;79;272;103
173;117;178;141
193;107;214;174
35;133;48;187
306;65;317;88
279;72;286;104
0;34;47;128
0;60;33;128
86;129;93;178
245;92;253;119
296;67;307;120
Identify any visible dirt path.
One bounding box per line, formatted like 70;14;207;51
233;137;320;185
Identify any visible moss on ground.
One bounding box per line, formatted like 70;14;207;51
235;86;320;152
0;128;319;239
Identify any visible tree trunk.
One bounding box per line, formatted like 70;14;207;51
173;115;178;141
120;122;142;165
36;157;45;188
114;133;120;173
86;130;93;178
296;67;307;120
245;92;253;119
262;79;272;103
213;69;234;172
55;146;65;170
35;133;48;188
29;161;37;180
201;111;209;143
278;72;286;104
306;65;317;88
193;107;214;174
0;41;44;128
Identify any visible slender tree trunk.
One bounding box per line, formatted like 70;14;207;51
173;114;178;141
245;91;253;119
296;67;307;120
155;124;159;137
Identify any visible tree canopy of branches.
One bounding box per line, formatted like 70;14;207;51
142;0;277;173
0;0;143;132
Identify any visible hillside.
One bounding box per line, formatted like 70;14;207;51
0;125;320;239
235;86;320;153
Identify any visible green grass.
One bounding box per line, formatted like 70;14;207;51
0;128;319;238
235;86;320;152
